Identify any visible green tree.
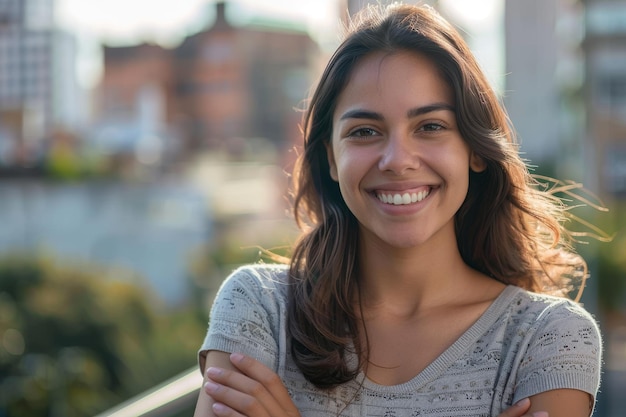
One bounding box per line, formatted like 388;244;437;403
595;201;626;315
0;254;205;417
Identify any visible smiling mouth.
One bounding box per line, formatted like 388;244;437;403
376;188;431;205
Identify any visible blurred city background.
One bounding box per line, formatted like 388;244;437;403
0;0;624;415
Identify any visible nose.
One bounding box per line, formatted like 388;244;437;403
378;133;420;175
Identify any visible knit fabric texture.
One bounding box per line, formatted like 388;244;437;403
199;264;602;416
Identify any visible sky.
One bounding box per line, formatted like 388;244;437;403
55;0;503;89
56;0;339;46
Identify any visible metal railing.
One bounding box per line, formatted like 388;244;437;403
95;367;202;417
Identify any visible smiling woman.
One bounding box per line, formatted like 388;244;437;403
327;51;485;250
193;3;602;417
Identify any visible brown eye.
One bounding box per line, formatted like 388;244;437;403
349;128;379;138
421;123;445;132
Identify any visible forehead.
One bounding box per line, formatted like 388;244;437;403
334;51;453;115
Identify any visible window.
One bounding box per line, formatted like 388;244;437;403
203;39;233;64
604;145;626;195
25;0;53;30
587;2;626;35
597;74;626;111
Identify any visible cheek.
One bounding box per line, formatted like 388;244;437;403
436;148;472;189
334;151;368;183
332;157;364;201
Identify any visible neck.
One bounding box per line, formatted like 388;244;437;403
357;236;480;316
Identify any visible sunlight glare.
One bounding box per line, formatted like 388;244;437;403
439;0;503;30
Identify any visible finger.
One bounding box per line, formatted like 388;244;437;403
498;398;531;417
211;401;246;417
206;366;292;417
229;353;300;415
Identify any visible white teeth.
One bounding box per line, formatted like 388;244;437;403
376;189;430;205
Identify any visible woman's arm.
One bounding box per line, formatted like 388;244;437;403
199;353;548;417
512;301;600;417
527;389;593;417
194;351;239;417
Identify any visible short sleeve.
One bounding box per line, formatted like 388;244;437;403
198;266;284;373
513;301;602;403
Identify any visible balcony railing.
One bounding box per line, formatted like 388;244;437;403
95;367;202;417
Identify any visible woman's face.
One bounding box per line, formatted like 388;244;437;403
327;51;484;252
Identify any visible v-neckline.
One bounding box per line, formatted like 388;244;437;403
357;285;521;391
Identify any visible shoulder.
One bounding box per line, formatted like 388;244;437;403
482;286;601;360
503;287;601;351
492;286;602;373
200;264;290;373
221;263;290;289
214;263;290;307
502;287;603;403
509;287;600;334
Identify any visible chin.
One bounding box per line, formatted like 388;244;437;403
379;234;432;250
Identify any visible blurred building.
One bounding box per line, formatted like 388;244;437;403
95;43;176;167
504;0;585;175
583;0;626;199
505;0;626;201
506;2;626;415
583;3;626;414
96;1;319;159
0;0;81;169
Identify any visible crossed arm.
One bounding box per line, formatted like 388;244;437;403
193;351;594;417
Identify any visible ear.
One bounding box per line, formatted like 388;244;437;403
470;151;487;173
326;143;338;182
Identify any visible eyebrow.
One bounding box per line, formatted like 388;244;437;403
338;102;455;121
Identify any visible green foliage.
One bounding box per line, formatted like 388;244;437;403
598;241;626;312
0;254;206;417
45;145;83;180
594;202;626;313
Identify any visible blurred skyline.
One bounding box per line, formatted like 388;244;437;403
56;0;339;45
55;0;340;88
55;0;504;89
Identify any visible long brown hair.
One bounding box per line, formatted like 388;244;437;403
287;3;589;389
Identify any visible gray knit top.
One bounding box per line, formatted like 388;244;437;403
199;264;602;416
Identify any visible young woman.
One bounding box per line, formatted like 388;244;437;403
194;4;601;417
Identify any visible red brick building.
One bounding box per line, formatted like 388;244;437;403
97;1;319;158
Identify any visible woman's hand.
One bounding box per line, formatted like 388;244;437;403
204;353;301;417
498;398;548;417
